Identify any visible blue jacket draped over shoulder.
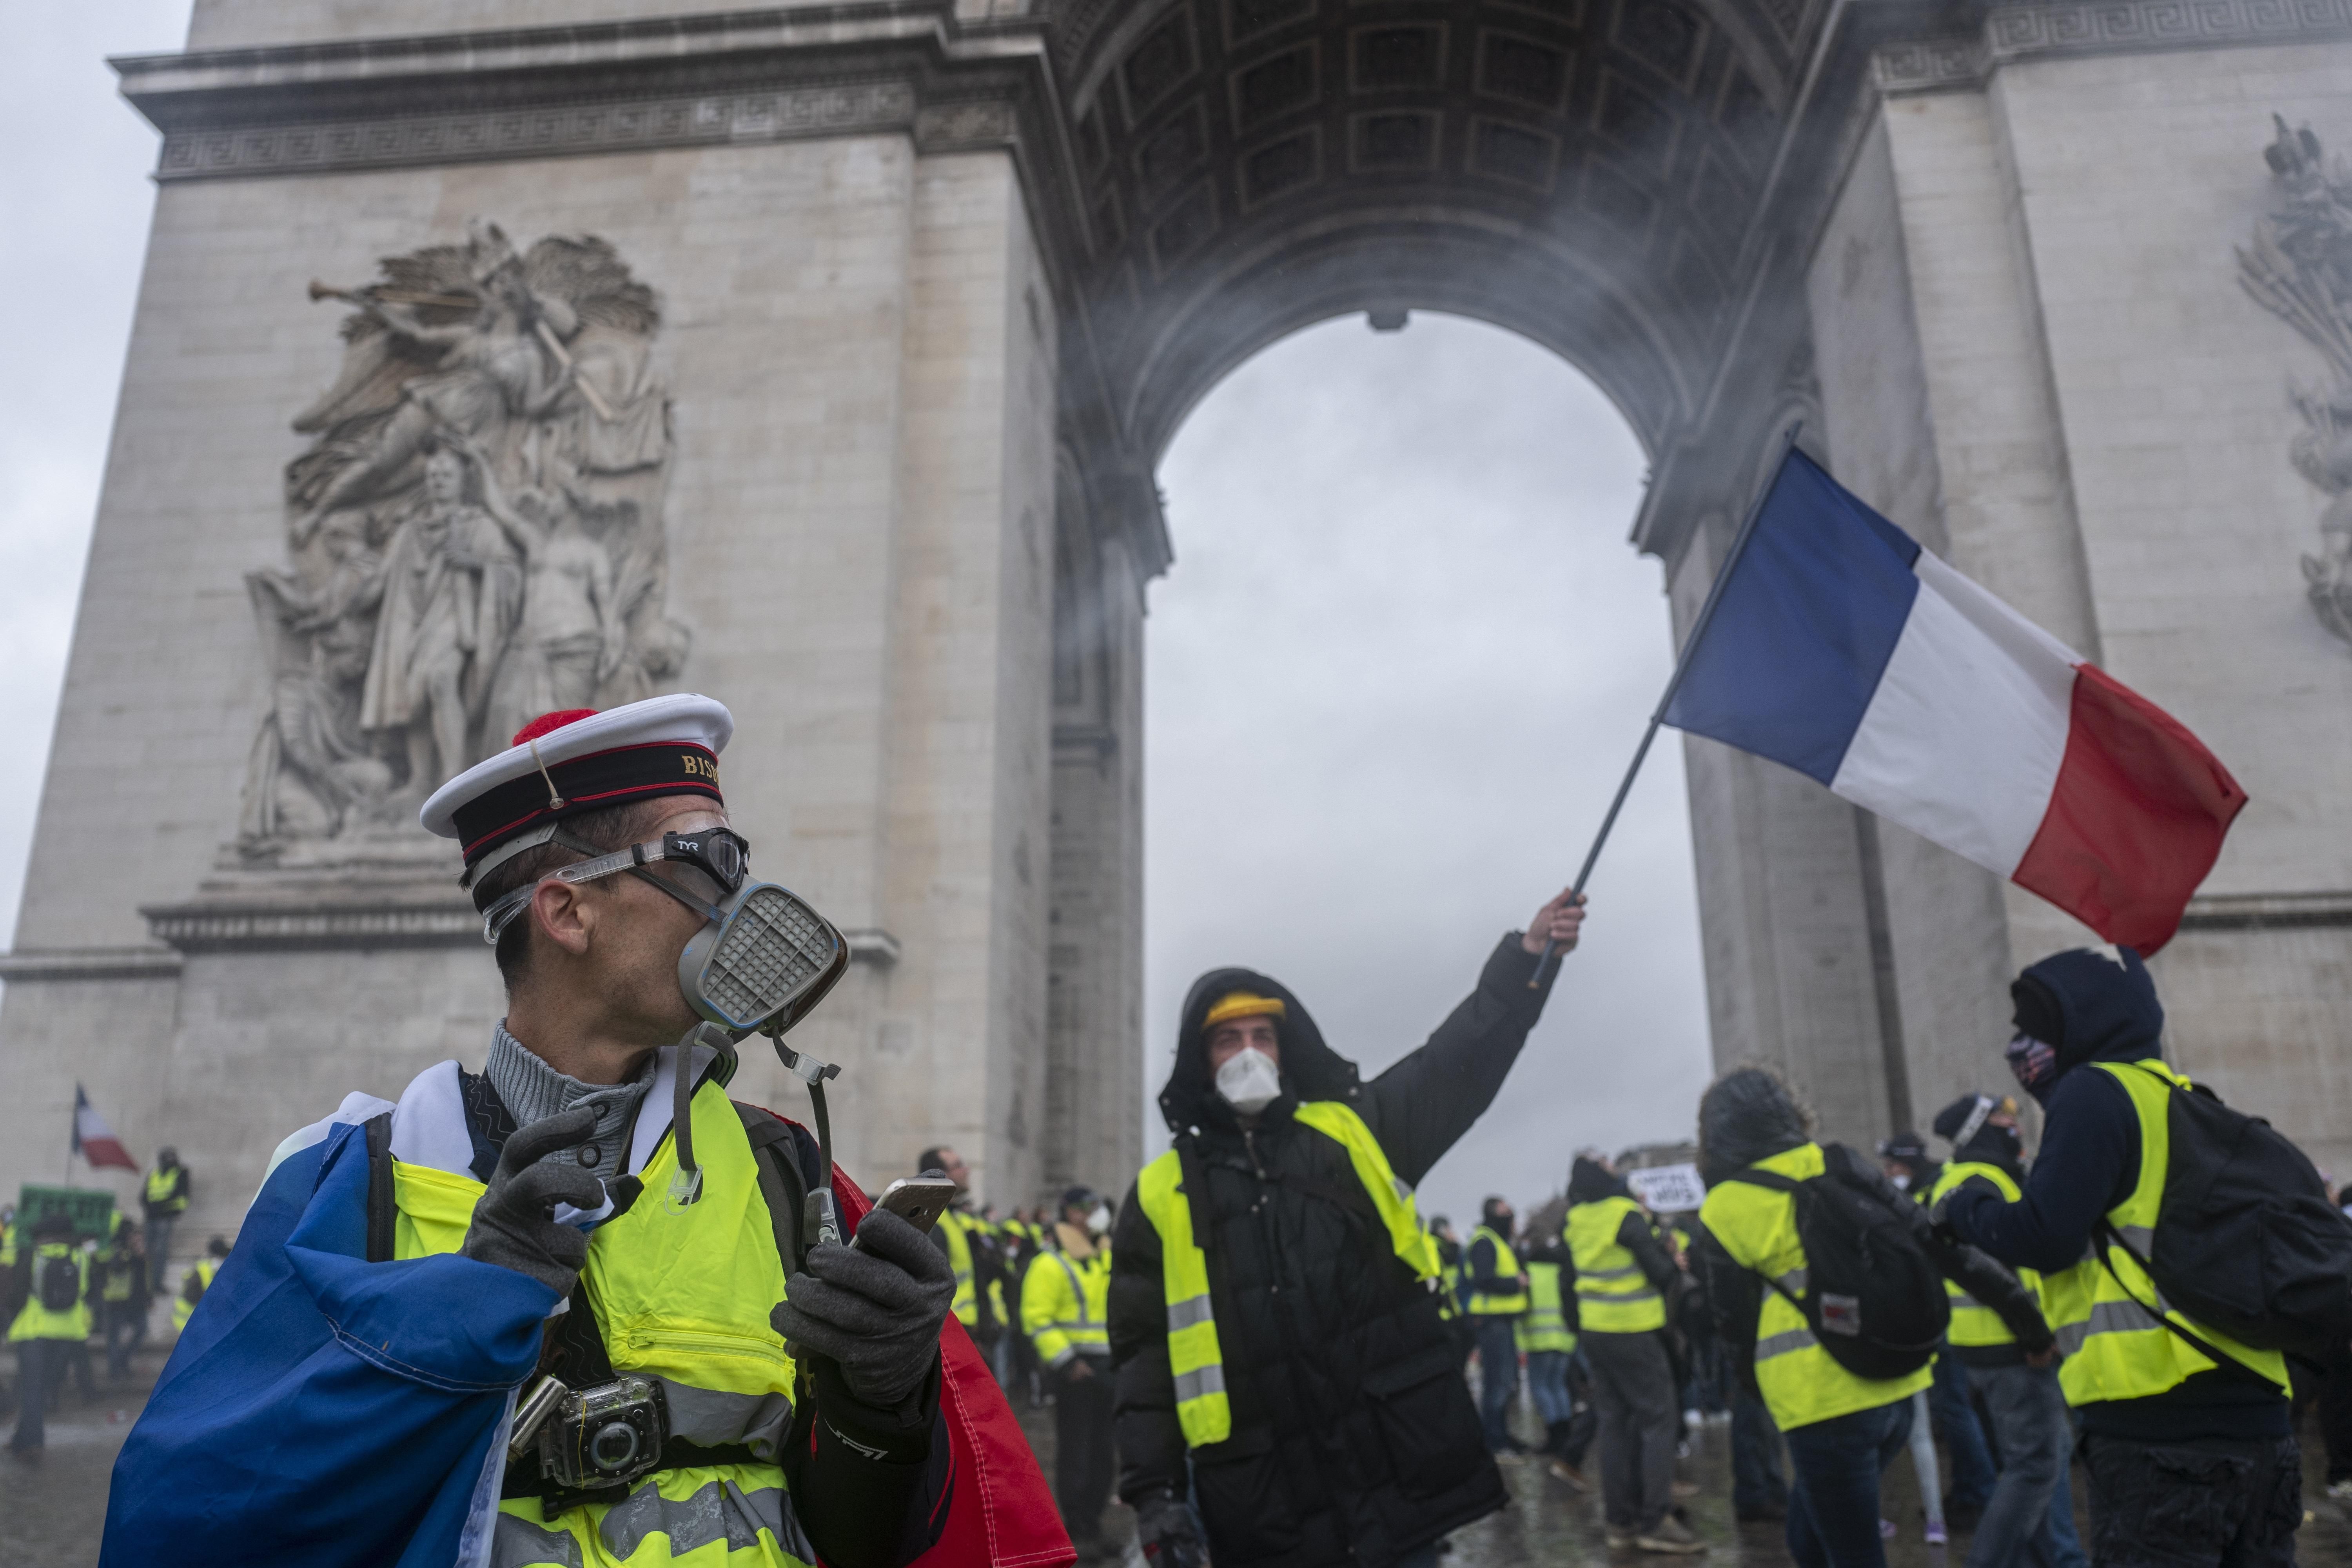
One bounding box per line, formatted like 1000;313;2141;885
101;1109;556;1568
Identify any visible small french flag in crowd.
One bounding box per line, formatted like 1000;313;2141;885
1663;450;2245;954
73;1083;139;1172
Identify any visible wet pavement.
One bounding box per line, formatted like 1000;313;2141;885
11;1350;2352;1566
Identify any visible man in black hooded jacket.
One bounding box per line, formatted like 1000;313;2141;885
1934;947;2300;1566
1108;889;1586;1568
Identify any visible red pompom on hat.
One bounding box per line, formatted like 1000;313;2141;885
420;693;734;889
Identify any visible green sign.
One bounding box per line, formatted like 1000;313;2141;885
15;1185;116;1241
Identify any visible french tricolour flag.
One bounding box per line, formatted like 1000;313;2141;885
73;1083;139;1172
1662;450;2245;954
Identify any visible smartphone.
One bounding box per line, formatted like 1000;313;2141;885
853;1177;958;1247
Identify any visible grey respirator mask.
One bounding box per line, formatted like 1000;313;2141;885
475;824;851;1217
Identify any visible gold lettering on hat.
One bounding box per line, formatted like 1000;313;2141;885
681;753;718;782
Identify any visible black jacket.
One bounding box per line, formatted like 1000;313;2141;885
1695;1142;2053;1394
1110;936;1557;1568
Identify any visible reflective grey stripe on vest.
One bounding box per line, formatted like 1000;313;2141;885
493;1477;814;1566
1175;1363;1227;1403
1168;1292;1215;1331
1755;1326;1818;1362
1777;1269;1808;1297
1052;1255;1100;1325
2114;1225;2155;1255
657;1379;796;1461
1577;1263;1643;1283
1949;1290;1983;1310
1608;1288;1662;1305
2053;1298;2166;1357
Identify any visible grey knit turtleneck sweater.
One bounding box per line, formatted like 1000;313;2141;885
486;1021;654;1182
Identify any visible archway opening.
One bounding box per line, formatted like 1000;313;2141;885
1145;310;1711;1221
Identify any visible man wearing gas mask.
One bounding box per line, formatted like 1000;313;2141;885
1109;889;1587;1568
103;696;1065;1568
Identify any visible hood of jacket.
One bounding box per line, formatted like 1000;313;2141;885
1697;1066;1811;1186
1159;965;1363;1135
1567;1155;1630;1206
2012;945;2164;1083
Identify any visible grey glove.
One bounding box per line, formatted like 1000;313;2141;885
461;1107;605;1299
769;1207;953;1410
1133;1488;1207;1568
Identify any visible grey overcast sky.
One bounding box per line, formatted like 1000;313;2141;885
0;4;1714;1218
1149;315;1710;1225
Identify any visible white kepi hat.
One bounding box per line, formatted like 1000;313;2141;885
420;694;734;892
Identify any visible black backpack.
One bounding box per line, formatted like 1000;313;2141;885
2095;1065;2352;1363
1725;1143;1950;1380
36;1249;80;1314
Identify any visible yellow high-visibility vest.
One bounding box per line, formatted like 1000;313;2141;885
146;1167;189;1214
392;1075;818;1567
939;1209;983;1329
1927;1160;2038;1348
172;1256;219;1333
1134;1100;1436;1448
1465;1225;1528;1316
1515;1259;1577;1353
8;1244;91;1343
1699;1142;1932;1432
1568;1196;1667;1334
1021;1240;1112;1368
2038;1061;2290;1409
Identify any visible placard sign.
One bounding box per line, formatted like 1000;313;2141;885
1624;1163;1707;1214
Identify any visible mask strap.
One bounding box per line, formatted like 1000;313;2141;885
1952;1094;1996;1151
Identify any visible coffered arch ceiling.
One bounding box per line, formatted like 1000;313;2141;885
1042;0;1823;466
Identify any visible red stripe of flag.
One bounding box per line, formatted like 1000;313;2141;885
73;1084;140;1173
2011;664;2249;954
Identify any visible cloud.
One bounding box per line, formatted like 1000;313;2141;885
1147;312;1713;1224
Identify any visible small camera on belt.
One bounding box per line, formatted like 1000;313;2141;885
512;1373;668;1491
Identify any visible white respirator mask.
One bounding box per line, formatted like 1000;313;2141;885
1087;1203;1112;1236
1214;1045;1284;1117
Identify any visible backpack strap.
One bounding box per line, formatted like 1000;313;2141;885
1718;1167;1799;1194
733;1102;810;1275
362;1112;397;1265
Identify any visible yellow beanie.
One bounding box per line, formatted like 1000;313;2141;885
1202;991;1287;1030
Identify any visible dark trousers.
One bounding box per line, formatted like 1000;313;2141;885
2081;1430;2301;1567
1053;1357;1116;1545
143;1215;178;1297
1783;1396;1912;1568
1969;1363;2068;1568
104;1301;147;1379
9;1341;67;1451
1586;1329;1679;1532
1471;1317;1520;1451
2314;1335;2352;1485
1733;1388;1790;1514
1930;1349;2000;1510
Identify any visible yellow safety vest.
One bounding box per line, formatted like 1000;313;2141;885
392;1076;818;1568
1927;1161;2037;1348
2039;1060;2290;1409
1568;1196;1667;1334
172;1256;219;1333
1515;1259;1577;1353
1021;1241;1112;1368
1699;1142;1933;1431
939;1209;983;1329
1433;1229;1461;1321
8;1244;91;1343
1134;1100;1437;1448
145;1167;189;1214
1465;1225;1528;1315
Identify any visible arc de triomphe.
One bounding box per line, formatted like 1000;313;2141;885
5;0;2351;1253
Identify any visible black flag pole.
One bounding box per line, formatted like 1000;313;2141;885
1528;423;1802;988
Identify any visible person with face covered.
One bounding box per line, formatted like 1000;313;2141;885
1023;1186;1119;1558
1934;948;2299;1567
1692;1065;2050;1568
101;697;1066;1568
1109;889;1588;1568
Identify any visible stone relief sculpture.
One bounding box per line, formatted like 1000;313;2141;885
238;221;690;858
2239;118;2352;650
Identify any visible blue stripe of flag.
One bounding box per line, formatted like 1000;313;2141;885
1662;450;1924;784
